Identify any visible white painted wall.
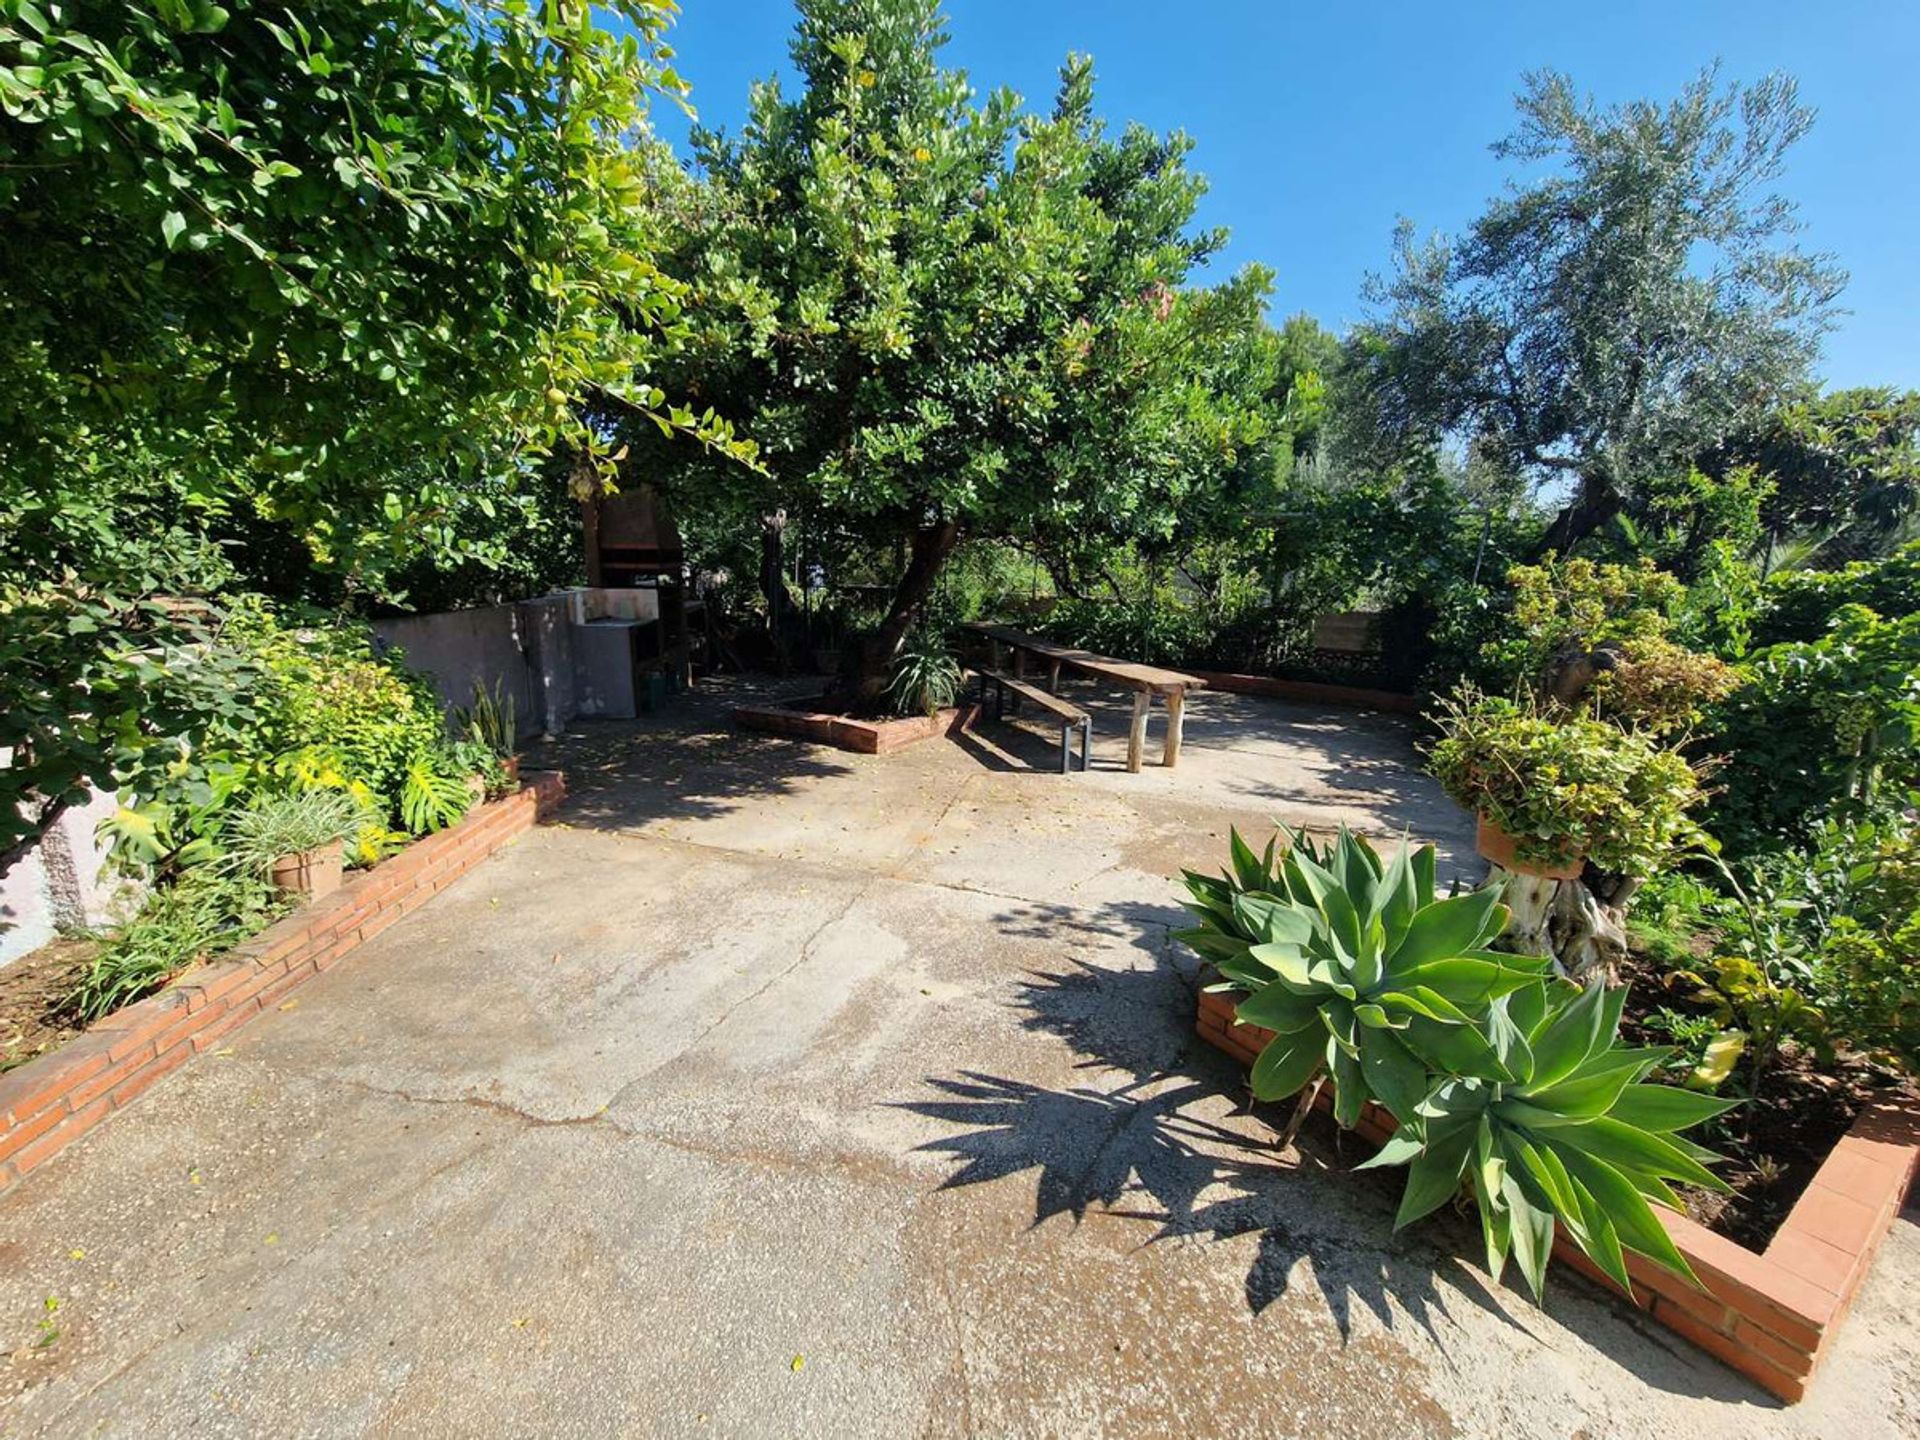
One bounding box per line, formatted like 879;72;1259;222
1;785;136;967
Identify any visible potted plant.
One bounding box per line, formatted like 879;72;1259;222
1428;691;1702;881
224;791;368;900
455;679;519;789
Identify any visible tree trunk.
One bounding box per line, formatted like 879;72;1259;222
839;519;961;706
1494;866;1630;984
1534;472;1624;557
759;511;797;672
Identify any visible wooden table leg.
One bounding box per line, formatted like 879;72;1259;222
1048;659;1061;693
1126;690;1150;773
1161;690;1186;768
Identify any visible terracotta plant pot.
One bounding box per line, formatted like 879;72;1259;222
501;755;520;787
269;844;344;900
1475;814;1584;881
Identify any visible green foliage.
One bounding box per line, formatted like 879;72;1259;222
454;680;518;760
644;0;1295;686
0;0;757;866
1045;594;1211;671
1;0;749;582
1364;979;1736;1299
1429;692;1705;876
222;791;367;877
1179;827;1548;1129
1350;68;1840;548
1481;556;1741;734
1782;813;1920;1074
886;633;963;718
0;573;268;869
71;868;286;1023
1179;826;1731;1299
1707;604;1920;855
1708;389;1920;560
1755;541;1920;647
398;750;476;835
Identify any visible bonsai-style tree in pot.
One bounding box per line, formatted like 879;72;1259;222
1428;558;1737;980
1429;692;1704;979
224;791;368;900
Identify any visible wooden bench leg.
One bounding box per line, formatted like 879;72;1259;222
1126;691;1150;773
1162;691;1186;768
1048;659;1061;694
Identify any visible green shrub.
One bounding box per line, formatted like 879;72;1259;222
1755;542;1920;646
72;869;286;1023
1808;816;1920;1073
1429;692;1705;876
1705;605;1920;856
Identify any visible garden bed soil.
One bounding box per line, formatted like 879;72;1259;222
1616;959;1916;1251
731;695;983;755
0;938;97;1076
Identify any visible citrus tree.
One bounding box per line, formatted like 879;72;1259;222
638;0;1297;698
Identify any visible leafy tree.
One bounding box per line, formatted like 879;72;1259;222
1349;68;1844;554
0;0;744;866
1703;387;1920;560
640;0;1292;698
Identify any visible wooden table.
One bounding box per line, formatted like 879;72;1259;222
961;623;1206;772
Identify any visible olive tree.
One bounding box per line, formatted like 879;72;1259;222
1349;68;1845;553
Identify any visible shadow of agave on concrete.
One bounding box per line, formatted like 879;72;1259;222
894;1070;1529;1346
894;894;1539;1343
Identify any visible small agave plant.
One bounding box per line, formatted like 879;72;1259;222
1362;978;1737;1298
1180;825;1735;1299
1178;826;1551;1133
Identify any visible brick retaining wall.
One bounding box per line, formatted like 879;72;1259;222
1196;984;1918;1402
0;771;565;1196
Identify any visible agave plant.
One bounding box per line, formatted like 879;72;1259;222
1362;978;1736;1298
1178;827;1551;1132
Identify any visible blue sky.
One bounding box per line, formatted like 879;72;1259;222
649;0;1920;391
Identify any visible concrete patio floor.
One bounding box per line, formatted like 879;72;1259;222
1;676;1915;1438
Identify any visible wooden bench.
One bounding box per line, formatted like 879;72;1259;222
977;669;1091;774
962;622;1206;772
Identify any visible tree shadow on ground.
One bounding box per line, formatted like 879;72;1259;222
893;896;1533;1347
897;895;1787;1401
531;674;859;832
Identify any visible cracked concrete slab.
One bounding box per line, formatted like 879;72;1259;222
1;676;1914;1438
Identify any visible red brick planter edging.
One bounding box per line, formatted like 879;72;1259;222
732;697;983;755
0;771;566;1197
1196;985;1918;1402
1182;670;1421;714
